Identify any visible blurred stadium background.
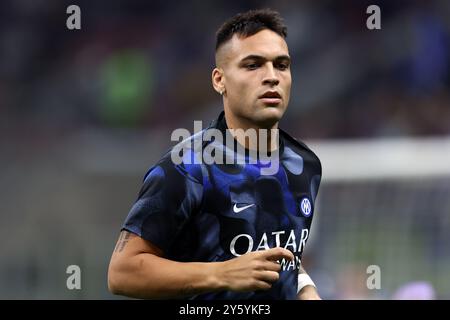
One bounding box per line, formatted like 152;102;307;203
0;0;449;299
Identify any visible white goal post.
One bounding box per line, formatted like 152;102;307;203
309;136;450;182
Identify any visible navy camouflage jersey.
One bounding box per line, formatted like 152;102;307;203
122;112;322;300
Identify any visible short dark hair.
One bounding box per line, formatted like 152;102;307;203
215;8;287;51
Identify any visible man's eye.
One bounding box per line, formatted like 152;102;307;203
277;63;289;70
246;63;258;70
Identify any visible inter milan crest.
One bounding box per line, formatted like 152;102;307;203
300;197;312;217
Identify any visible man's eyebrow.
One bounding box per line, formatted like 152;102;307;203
275;55;291;62
240;54;291;63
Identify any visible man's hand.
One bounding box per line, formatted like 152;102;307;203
214;247;294;292
297;285;321;300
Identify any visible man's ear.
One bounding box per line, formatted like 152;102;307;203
212;67;225;95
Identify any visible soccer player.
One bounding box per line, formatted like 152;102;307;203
108;8;322;300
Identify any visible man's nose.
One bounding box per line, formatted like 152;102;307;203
262;63;279;86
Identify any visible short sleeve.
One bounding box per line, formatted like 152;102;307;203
122;160;203;253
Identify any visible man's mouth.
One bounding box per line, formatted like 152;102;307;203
259;91;282;104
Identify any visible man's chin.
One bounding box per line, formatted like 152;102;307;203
255;107;284;128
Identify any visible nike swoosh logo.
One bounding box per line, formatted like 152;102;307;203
233;203;255;213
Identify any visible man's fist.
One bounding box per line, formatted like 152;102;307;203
213;247;294;292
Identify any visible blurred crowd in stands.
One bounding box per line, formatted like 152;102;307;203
1;0;449;142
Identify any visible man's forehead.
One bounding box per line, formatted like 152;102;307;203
217;29;289;65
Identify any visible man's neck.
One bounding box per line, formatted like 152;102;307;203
224;111;280;153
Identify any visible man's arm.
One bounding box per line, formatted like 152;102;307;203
108;230;295;299
297;265;321;300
